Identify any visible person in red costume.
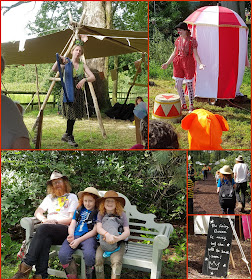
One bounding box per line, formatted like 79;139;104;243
161;22;205;113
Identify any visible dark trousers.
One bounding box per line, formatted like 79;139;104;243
235;181;247;208
221;207;235;214
188;198;193;214
203;170;207;180
220;199;236;214
24;224;68;278
66;119;76;136
59;236;97;267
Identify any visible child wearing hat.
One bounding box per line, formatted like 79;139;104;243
58;187;100;279
217;165;236;214
95;190;130;279
161;22;205;113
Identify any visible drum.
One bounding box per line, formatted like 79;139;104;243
152;93;181;123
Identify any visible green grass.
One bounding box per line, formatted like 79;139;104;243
2;247;185;279
23;109;137;149
149;76;251;149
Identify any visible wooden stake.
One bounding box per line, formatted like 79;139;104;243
239;215;242;239
230;252;236;269
35;109;43;149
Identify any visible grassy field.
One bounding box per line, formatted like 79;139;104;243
23;108;137;149
149;74;251;149
3;70;148;149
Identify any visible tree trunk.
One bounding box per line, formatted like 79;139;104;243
81;1;112;109
221;1;246;21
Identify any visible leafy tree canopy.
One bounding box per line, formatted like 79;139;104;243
1;150;186;237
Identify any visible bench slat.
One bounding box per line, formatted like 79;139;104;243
129;229;159;235
129;222;149;227
129;236;154;242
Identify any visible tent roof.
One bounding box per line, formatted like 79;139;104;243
185;6;248;28
2;25;148;65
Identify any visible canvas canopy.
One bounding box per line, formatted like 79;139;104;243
1;25;148;65
184;6;249;99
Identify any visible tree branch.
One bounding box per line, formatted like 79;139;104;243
2;1;30;15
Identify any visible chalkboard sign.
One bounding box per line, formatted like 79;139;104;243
202;217;233;278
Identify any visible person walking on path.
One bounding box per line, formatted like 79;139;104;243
202;165;208;181
161;22;205;113
217;165;236;214
233;155;250;212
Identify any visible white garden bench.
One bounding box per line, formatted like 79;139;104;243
20;191;173;279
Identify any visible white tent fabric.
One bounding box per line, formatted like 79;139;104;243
185;6;249;99
194;215;235;235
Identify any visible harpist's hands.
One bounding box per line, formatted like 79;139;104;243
76;79;85;89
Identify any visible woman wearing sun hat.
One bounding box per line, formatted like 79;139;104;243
161;22;205;113
95;190;130;279
13;171;78;279
233;155;250;212
217;165;236;214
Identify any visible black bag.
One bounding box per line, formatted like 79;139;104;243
219;180;235;205
105;103;135;121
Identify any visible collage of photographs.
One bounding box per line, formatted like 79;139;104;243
0;1;251;280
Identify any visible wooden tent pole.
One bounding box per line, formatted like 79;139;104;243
35;64;41;110
72;10;106;138
33;9;86;134
81;55;106;138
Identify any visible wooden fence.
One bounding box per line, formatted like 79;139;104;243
2;91;146;110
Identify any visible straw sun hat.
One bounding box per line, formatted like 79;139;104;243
219;165;233;175
97;190;125;207
78;187;100;198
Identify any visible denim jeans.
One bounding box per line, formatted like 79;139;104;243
24;224;68;278
58;236;97;267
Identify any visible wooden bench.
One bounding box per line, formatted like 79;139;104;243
20;191;173;279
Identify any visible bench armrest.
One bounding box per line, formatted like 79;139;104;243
153;223;173;249
20;217;41;244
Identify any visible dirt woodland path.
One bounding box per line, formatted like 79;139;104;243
193;173;251;214
188;235;251;279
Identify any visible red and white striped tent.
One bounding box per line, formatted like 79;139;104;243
185;6;249;99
